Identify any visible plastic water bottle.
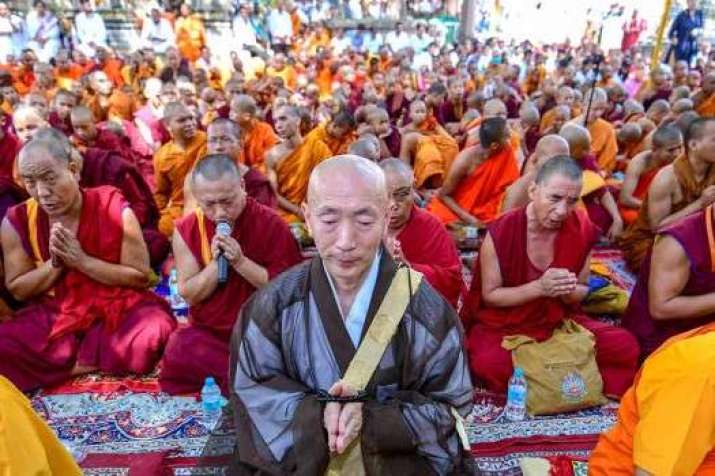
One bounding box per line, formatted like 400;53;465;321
168;268;188;316
200;376;223;430
504;367;528;421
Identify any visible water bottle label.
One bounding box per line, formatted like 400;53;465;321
507;386;526;406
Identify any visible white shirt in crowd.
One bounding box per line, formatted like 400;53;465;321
331;33;351;55
232;14;258;49
73;11;107;58
267;8;292;44
385;30;410;52
140;17;175;54
0;13;23;62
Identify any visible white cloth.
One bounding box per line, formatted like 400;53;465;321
232;15;258;49
411;33;431;53
365;33;383;54
73;12;107;58
323;252;381;347
267;9;292;44
384;31;410;52
331;35;351;55
25;10;60;63
0;14;23;62
140;18;175;54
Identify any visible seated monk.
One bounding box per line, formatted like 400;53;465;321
35;127;170;267
347;134;381;162
465;98;524;164
574;88;618;174
84;71;135;123
0;376;82;475
539;86;576;133
437;77;467;135
265;104;332;222
693;72;715;118
501;134;570;212
154;101;207;236
590;322;715;475
618;118;715;271
622;99;646;124
48;89;76;137
399;99;459;190
185;119;277;209
229;94;278;170
645;99;671;127
619;125;683;225
560;124;624;240
0;116;20;180
23;93;50;120
365;106;401;159
615;122;643;170
159;154;301;395
463;156;639;395
541;104;570;135
623;204;715;358
516;102;541;157
304;109;357;156
428;117;519;227
379;158;463;307
70;105;128;156
0;138;176;392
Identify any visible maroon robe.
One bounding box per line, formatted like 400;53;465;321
159;198;302;395
0;186;176;391
0;131;19;179
623;207;715;357
383;126;402;158
48;111;73;136
524;125;542;156
462;206;639;395
244;167;277;209
397;206;463;308
80;147;170;267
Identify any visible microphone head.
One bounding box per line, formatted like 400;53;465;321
216;220;232;237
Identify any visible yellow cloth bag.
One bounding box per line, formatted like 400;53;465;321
582;284;629;315
502;320;606;416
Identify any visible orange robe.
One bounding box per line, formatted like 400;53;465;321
618;164;664;225
696;93;715;118
274;135;332;222
427;144;519;225
266;66;297;91
102;58;125;87
305;123;354;156
54;65;84;90
411;117;459;188
589;118;618;174
175;15;206;63
242;120;279;169
86;90;136;123
153;131;208;236
590;323;715;475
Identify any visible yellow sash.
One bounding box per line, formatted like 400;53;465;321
25;198;43;268
580;170;607;197
195;208;212;267
325;267;422;475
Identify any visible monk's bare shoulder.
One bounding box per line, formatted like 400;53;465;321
650;163;678;195
265;142;293;169
627;151;650;175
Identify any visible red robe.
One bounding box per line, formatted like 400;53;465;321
397;206;463;308
244;167;277;209
48;112;73;137
0;187;176;391
462;206;639;395
80;147;169;267
159;198;302;395
0;132;19;179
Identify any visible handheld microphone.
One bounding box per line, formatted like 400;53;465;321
216;220;232;285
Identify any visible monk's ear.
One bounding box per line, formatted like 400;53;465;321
68;149;82;179
301;202;312;236
527;181;539;202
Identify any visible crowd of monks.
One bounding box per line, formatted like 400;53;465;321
1;25;715;472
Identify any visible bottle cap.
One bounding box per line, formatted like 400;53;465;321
205;376;216;385
514;367;524;378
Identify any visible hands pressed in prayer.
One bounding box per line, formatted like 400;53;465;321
211;234;244;269
323;380;363;455
538;268;578;297
49;223;86;269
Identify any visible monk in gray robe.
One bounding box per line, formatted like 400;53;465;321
229;155;473;475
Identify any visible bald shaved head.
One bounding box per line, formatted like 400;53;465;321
623;99;645;117
307;155;387;206
559;123;591;160
70;105;94;124
647;99;671;125
519;103;540;126
379;157;414;181
483;99;507;119
347;135;381;161
672;98;694;114
14;105;48;144
231;94;257;116
584;87;607;105
379;158;414;231
533;134;570;170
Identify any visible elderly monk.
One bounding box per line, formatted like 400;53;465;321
34;127;170;267
646;99;671;127
576;88;618;174
265;104;332;222
154;101;207;236
619;125;683;225
0;376;82;475
400;99;460;189
348;135;381;162
559;123;624;239
48;89;75;136
305;110;357;156
590;322;715;475
624;200;715;358
501;134;570;212
463;156;639;395
0;138;175;391
160;155;300;395
693;72;715;118
380;158;463;308
619;117;715;271
539;86;576;132
541;104;571;135
229;155;473;474
229;94;278;169
85;71;135;123
187;118;277;209
428;117;519;226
